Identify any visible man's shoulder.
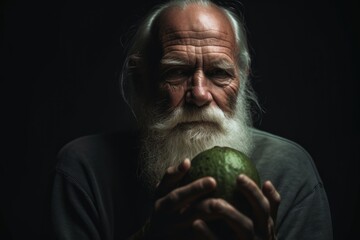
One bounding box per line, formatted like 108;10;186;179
250;128;322;185
59;130;139;155
60;130;133;149
251;128;311;157
52;131;144;219
55;130;140;178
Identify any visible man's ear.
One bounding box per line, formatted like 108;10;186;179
127;53;158;102
128;54;143;75
127;54;146;94
128;54;141;68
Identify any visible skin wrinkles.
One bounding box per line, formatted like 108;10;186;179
163;45;234;56
155;5;240;114
161;34;234;59
162;36;233;48
161;56;236;74
159;55;238;112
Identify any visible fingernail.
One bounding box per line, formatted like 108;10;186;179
178;158;190;171
193;219;204;229
201;177;216;190
237;174;247;183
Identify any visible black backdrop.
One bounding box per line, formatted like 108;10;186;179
1;0;359;239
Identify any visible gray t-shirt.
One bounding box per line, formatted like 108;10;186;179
51;128;333;239
250;129;333;239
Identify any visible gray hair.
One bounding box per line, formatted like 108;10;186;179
119;0;261;120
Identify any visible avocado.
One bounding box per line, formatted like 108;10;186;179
182;146;261;238
184;146;261;202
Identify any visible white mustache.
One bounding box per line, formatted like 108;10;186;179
151;106;228;132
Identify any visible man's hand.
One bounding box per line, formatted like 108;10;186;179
191;174;281;240
140;159;281;240
145;158;217;239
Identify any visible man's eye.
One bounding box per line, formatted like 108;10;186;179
207;69;233;85
165;68;188;77
208;69;230;77
161;68;189;84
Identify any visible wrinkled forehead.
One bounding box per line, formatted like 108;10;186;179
155;3;236;46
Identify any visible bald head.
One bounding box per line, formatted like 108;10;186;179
156;3;236;42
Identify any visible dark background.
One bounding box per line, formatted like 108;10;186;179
1;0;359;239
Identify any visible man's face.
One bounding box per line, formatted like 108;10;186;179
137;5;253;192
154;4;240;116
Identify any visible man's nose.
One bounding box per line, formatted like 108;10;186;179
185;71;212;107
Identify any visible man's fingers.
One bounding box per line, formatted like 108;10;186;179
155;158;191;198
236;174;272;233
193;198;255;239
262;180;281;221
193;219;218;240
155;177;217;213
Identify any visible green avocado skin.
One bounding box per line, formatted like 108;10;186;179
183;146;261;205
182;146;261;238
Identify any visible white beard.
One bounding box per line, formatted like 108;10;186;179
137;94;254;194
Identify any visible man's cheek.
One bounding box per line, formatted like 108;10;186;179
227;92;238;112
159;83;186;109
224;83;240;113
212;90;237;115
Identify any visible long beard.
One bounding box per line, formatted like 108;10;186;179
137;95;254;194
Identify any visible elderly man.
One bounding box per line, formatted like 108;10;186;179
51;0;333;239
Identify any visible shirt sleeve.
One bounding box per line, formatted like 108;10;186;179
51;169;102;240
277;182;333;240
